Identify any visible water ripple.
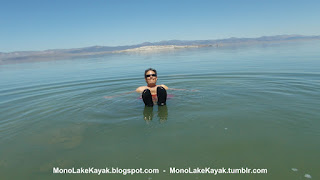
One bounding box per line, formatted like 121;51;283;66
1;71;320;141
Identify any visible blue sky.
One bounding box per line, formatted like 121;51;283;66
1;0;319;52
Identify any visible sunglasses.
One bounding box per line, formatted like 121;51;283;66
145;74;157;78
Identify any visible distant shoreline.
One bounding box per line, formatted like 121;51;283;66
114;45;201;53
1;35;320;63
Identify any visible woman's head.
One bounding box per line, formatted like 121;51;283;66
144;68;157;86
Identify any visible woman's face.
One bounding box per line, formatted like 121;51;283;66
145;70;157;85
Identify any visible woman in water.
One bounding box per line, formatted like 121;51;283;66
136;68;168;106
104;68;193;105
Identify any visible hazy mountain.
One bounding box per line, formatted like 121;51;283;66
1;35;319;62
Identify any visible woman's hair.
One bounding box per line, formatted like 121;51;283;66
144;68;157;77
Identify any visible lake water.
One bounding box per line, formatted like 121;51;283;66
0;41;320;180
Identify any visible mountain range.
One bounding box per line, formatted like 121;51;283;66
1;35;319;62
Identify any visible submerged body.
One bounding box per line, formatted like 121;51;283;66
136;68;168;106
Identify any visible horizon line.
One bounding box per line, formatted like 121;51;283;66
1;34;320;53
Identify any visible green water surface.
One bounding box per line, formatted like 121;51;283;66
0;41;320;180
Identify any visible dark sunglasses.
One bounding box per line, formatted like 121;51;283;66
145;74;157;78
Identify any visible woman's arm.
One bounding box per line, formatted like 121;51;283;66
161;84;198;92
168;88;199;92
104;91;136;99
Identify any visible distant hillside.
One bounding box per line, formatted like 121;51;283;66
1;35;319;63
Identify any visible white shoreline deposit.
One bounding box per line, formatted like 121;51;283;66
115;45;200;53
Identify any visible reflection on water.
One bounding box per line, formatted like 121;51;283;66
143;105;168;122
157;105;168;122
143;106;154;121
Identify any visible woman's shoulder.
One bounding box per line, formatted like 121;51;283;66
136;86;148;93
